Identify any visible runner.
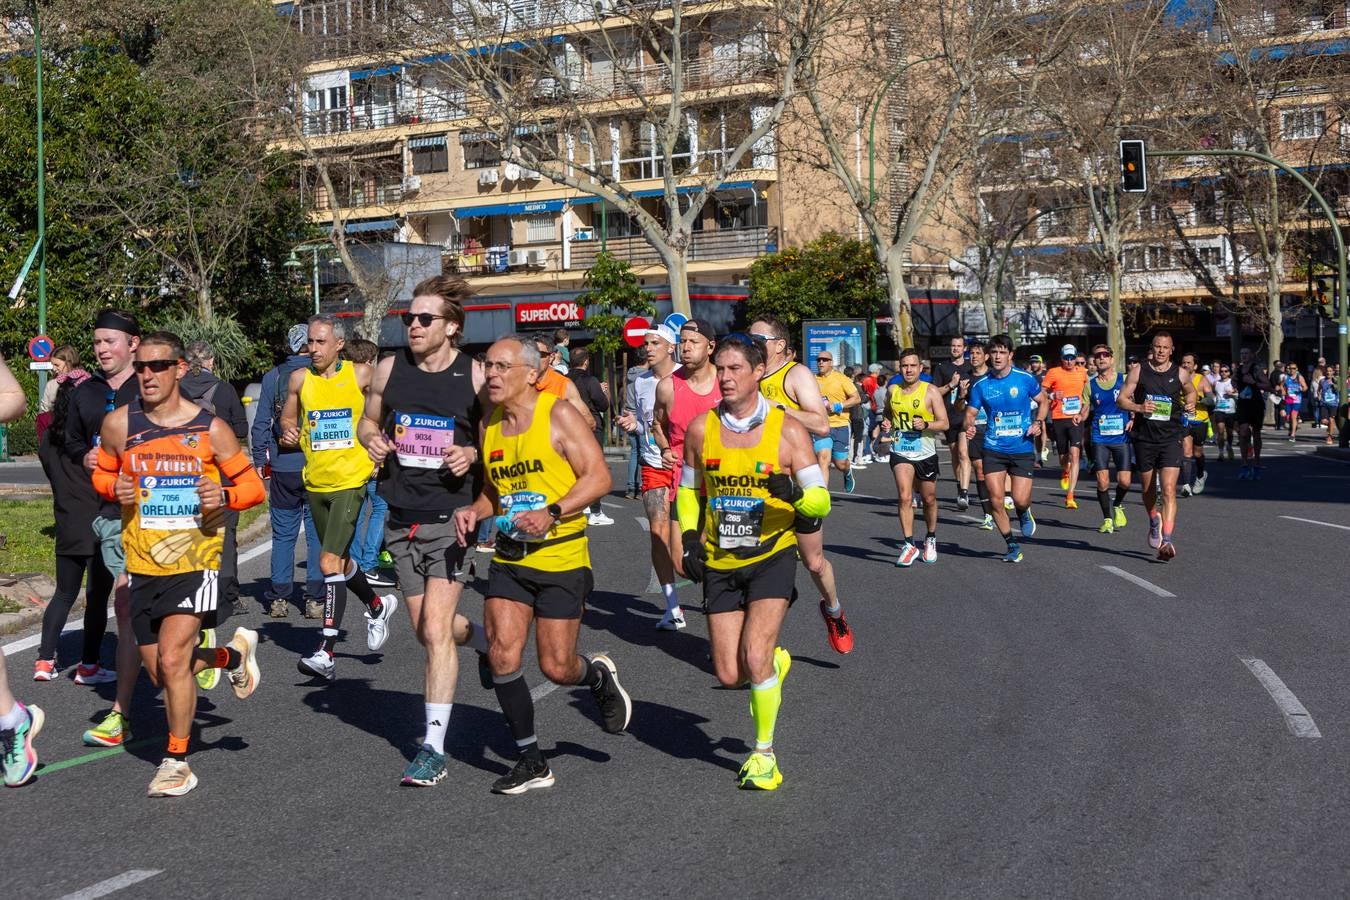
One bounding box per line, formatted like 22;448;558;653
614;325;685;630
1233;347;1271;480
1280;362;1307;442
92;331;263;796
882;349;949;566
964;335;1048;563
933;336;973;509
358;276;492;786
750;316;852;654
677;336;829;790
1179;352;1213;496
1086;345;1132;533
1211;363;1237;460
962;341;996;530
1027;355;1050;463
1117;332;1196;561
279;314;398;682
1038;344;1089;509
453;334;630;795
531;335;596;430
814;350;862;493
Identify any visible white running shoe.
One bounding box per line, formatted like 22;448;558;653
1003;495;1015;511
654;610;687;631
588;511;615;526
895;542;920;568
1193;473;1206;495
365;594;399;651
298;648;336;682
922;536;938;564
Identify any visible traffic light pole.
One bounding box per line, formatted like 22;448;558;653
1149;149;1348;406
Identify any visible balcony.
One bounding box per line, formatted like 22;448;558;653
569;225;769;269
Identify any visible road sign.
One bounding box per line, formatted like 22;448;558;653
623;316;650;348
663;313;688;333
27;334;53;362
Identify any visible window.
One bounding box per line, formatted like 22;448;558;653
410;135;449;174
1196;246;1222;267
303;85;348;136
1281;107;1325;140
525;215;556;243
463;140;502;170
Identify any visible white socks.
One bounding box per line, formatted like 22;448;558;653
661;583;680;615
0;701;26;730
424;703;452;754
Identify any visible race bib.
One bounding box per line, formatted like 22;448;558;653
1323;389;1339;405
975;407;988;426
308;408;354;450
497;490;548;543
393;412;455;469
1216;396;1236;413
1285;394;1301;406
1147;394;1173;421
1061;395;1082;415
896;430;924;455
992;411;1023;439
710;495;765;550
138;475;200;530
1097;413;1125;437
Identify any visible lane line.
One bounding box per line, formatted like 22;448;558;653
528;649;611;703
1279;515;1350;532
39;738;158;776
237;538;273;564
55;869;163;900
1240;657;1323;739
1099;565;1176;598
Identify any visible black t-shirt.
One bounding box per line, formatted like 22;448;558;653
934;360;974;412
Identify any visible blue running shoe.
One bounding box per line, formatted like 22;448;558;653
1003;544;1023;563
843;468;856;494
1019;510;1036;539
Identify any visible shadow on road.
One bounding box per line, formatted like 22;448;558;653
584;589;715;676
600;697;748;774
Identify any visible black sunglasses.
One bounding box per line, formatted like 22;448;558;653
132;359;179;374
401;312;446;328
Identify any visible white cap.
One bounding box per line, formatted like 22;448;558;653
646;324;678;345
1060;343;1077;358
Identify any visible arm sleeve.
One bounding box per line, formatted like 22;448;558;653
91;446;121;500
676;483;702;531
220;451;265;510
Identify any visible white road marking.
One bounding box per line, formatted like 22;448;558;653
238;539;273;564
1240;657;1322;739
1099;565;1176;598
55;869;163;900
1278;515;1350;532
529;650;612;703
635;516;650;533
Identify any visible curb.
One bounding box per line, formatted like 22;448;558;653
1314;445;1350;461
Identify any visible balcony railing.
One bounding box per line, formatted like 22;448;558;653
569;225;769;269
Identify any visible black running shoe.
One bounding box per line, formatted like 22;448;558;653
490;755;555;795
589;654;632;734
364;569;396;588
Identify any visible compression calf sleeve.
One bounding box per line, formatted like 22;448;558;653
492;670;540;760
1114;483;1129;507
344;561;378;608
1097;489;1112;519
750;674;781;752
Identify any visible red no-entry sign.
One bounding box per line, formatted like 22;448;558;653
623;317;650;348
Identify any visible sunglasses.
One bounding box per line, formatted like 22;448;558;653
816;356;831;361
1093;352;1111;359
401;312;446;327
749;331;780;342
132;359;179;374
721;332;764;346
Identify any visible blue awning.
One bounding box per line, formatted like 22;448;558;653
454;199;566;218
413;35;564;67
345;218;399;234
629;181;757;199
408;134;447;149
351;65;403;80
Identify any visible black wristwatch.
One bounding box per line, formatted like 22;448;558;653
221;488;232;508
547;503;563;521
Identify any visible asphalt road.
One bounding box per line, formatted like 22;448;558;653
4;437;1349;899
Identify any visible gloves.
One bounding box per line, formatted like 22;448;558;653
681;530;706;583
766;472;803;505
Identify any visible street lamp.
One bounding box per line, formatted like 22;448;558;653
284;244;334;315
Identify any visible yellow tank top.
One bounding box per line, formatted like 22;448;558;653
759;362;801;410
1190;374;1210;422
701;406;797;570
299;363;373;492
483;392;589;572
888;381;938;460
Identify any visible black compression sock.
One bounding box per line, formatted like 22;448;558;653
1001;531;1015;546
1195;455;1206;479
1097;488;1112;518
975;479;991;514
492;671;537;750
345;565;377;607
1114;483;1129;507
576;655;603;689
1181;457;1193;487
322;576;347;630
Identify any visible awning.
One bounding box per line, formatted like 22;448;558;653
454;199;567;218
345;218;399;234
597;181;758;200
408;134;447;149
351;64;403;80
413;35;564;67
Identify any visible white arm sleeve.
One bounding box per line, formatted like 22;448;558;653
795;463;825;490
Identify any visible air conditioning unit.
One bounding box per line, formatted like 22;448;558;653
508;249;531;267
526;249;548;267
518;166;540;181
531;77;559;99
502;162;521;182
478;169;499;185
401;175;421;195
572;228;595;241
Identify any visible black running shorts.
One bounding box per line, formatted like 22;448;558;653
703;548;798;615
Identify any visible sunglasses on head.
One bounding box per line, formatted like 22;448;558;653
401;312;445;327
132;359;179;374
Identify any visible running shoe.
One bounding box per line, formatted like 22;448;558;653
1019;510;1036;539
737;751;783;791
818;601;852;654
1003;495;1015;510
979;514;994;530
843;469;856;494
654;610;687;631
589;654;632;734
851;458;868;469
196;629;220;691
298;648;336;682
268;597;290;618
860;454;873;465
379;549;395;568
401;744;447;787
303;599;324;619
475;542;496;554
82;710;129;747
895;542;920;567
74;663;116;685
365;594;399;651
912;495;922;510
923;536;938;564
1237;465;1251;480
1194;473;1207;495
364;569;396;588
1253;466;1263;481
491;755;555;795
1179;483;1192;498
227;627;260;700
1148;515;1162;549
1;703;43;787
32;659;57;682
1098;518;1114;534
1002;544;1024;563
956;490;969;511
147;758;198;798
1157;541;1177;562
587;511;615;526
1113;506;1128;528
1065;495;1078;510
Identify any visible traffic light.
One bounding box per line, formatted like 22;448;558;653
1315;277;1339;319
1120;140;1147;193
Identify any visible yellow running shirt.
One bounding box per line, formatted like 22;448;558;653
887;381;938;461
484;392;589;572
759;362;801;410
700;406;797;570
299;363;373;493
1190;374;1210;422
816;369;854;428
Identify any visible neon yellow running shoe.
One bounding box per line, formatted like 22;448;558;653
1113;505;1128;528
738;751;784;791
196;628;220;691
1099;519;1114;534
774;646;791;687
83;710;129;747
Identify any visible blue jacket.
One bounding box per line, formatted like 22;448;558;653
251;354;309;473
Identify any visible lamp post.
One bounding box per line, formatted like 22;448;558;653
284;244;331;315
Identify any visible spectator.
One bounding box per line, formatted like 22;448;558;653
848;365;869;466
553;328;571;373
622;345;650;498
569;346;613;525
36;345;85;441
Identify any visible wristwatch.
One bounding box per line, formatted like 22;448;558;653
221;488;232;508
546;503;563;521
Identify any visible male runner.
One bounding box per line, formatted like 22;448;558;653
1087;344;1132;533
280;314;398;681
1026;354;1049;463
531;335;596;430
453;335;630;795
614;325;685;630
1038;344;1089;509
962;341;997;529
964;335;1048;563
359;276;492;786
751;316;852;654
1179;352;1213;497
93;332;263;796
1117;332;1196;561
933;336;973;509
678;336;829;790
882;349;949;566
815;350;861;493
1233;346;1271;479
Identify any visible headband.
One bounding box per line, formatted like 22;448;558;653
94;310;140;337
